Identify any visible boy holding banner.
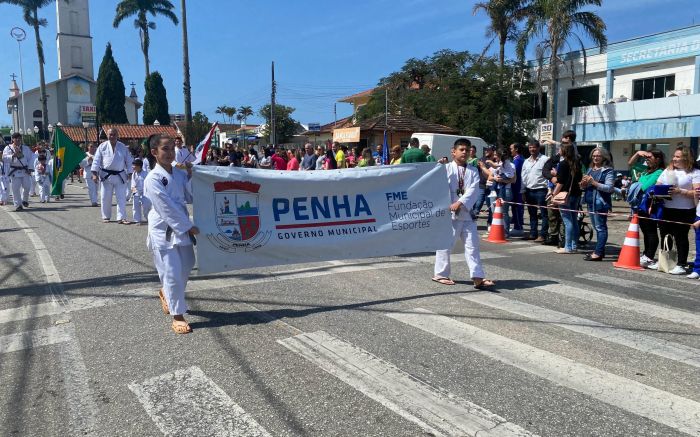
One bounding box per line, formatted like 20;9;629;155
143;134;199;335
432;138;495;289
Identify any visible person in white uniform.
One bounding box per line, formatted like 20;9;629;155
91;128;132;223
34;156;52;203
0;159;9;205
144;134;199;334
130;158;151;224
173;136;195;169
80;143;99;206
2;133;34;211
432;138;495;289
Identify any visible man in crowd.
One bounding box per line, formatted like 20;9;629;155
421;144;437;162
509;143;525;236
372;145;383;165
174;135;195;170
521;139;549;241
91;128;133;224
301;143;318;170
271;148;287;170
334;142;347;168
402;138;427;163
2;133;34;211
432;138;494;289
473;145;495;220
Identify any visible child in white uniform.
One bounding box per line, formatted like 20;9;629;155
80;143;99;206
34;157;52;202
131;159;150;224
143;134;199;334
0;161;8;205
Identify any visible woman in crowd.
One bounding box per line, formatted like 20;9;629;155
627;149;665;266
390;146;402;165
649;146;700;274
552;143;583;254
287;148;300;171
247;148;259;168
491;148;515;237
323;149;337;170
358;148;376;167
580;148;615;261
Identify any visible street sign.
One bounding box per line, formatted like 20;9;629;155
80;105;97;124
332;127;360;143
539;123;553;142
308;122;321;132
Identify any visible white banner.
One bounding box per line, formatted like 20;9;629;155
192;165;453;274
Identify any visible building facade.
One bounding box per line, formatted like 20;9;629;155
532;25;700;169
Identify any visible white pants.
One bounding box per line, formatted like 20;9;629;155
38;181;51;202
85;177;99;204
100;177;127;220
152;245;195;316
29;178;36;196
10;175;32;207
0;178;8;203
434;219;485;280
132;194;151;222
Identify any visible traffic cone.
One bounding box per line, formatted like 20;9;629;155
486;198;508;244
613;214;644;271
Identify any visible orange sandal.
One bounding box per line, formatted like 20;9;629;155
172;320;192;334
158;289;170;315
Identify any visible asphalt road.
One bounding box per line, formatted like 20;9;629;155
1;181;699;437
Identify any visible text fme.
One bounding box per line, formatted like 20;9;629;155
273;195;373;221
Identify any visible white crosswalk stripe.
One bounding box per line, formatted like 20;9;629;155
278;330;536;437
461;292;700;368
575;273;696;297
0;325;72;354
535;283;700;328
128;366;272;437
387;308;700;436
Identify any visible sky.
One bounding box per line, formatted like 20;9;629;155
0;0;698;127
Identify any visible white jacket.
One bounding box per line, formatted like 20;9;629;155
144;164;193;250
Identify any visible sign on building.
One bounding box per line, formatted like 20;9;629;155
539;123;553;142
80;105;97;124
332;127;361;143
308;122;321;132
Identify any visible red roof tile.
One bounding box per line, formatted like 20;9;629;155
338;88;375;103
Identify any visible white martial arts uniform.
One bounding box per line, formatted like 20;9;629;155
144;164;195;316
2;143;34;208
174;146;195;167
131;169;151;222
91;140;132;221
29;149;52;197
0;161;9;204
34;167;52;202
434;161;486;280
80;153;99;205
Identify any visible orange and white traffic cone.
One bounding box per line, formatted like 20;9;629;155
613;214;644;271
486;198;508;244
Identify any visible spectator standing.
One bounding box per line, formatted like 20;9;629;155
474;146;496;223
552;143;582;254
389;146;402;165
301;143;317;170
334;142;347;169
324;149;338;170
648;146;700;274
315;146;326;170
402;138;427;163
509;143;525;236
627;150;665;267
542;147;564;246
358;148;376;167
372;145;383;165
259;147;273;169
421;145;436;162
580;148;614;261
287;149;300;171
467;145;479;167
271;148;287;170
521;140;549;241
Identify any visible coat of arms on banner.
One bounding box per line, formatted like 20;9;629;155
207;180;271;252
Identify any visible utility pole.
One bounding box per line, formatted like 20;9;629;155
181;0;193;132
334;103;337;128
271;61;276;146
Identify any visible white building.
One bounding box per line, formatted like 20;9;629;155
6;0;140;135
531;25;700;169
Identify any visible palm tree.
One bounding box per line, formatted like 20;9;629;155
473;0;527;71
224;106;236;124
517;0;607;124
180;0;192;130
1;0;52;135
237;105;254;127
113;0;179;79
215;105;227;123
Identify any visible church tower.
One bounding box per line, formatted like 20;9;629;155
56;0;94;80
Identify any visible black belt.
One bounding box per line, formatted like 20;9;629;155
8;165;31;177
165;226;197;245
100;168;125;183
525;187;548;191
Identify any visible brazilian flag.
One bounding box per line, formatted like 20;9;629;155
51;127;86;196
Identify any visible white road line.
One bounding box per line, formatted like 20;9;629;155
278;330;536;437
505;245;557;254
536;283;700;328
575;273;695;297
388;309;700;436
401;252;507;265
128;366;272;437
5;210;99;436
461;293;700;368
0;325;72;354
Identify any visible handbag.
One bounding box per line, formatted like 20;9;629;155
552;170;575;206
658;235;678;273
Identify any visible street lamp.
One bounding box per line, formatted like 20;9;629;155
33;125;39;136
82;121;90;148
10;27;27;136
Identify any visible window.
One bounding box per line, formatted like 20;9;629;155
33;110;42;118
632;75;675;100
567;85;599;116
71;46;83;69
70;11;79;34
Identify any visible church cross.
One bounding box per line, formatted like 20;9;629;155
10;73;17;81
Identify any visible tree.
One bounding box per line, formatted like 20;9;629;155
517;0;607;124
224;106;236;124
357;49;534;146
182;111;211;143
180;0;192;140
259;104;299;144
143;71;170;125
238;106;254;126
113;0;179;79
96;43;128;124
1;0;53;134
215;106;227;123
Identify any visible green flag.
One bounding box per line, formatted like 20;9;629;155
51;127;86;196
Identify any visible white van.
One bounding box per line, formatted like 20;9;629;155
410;133;489;162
